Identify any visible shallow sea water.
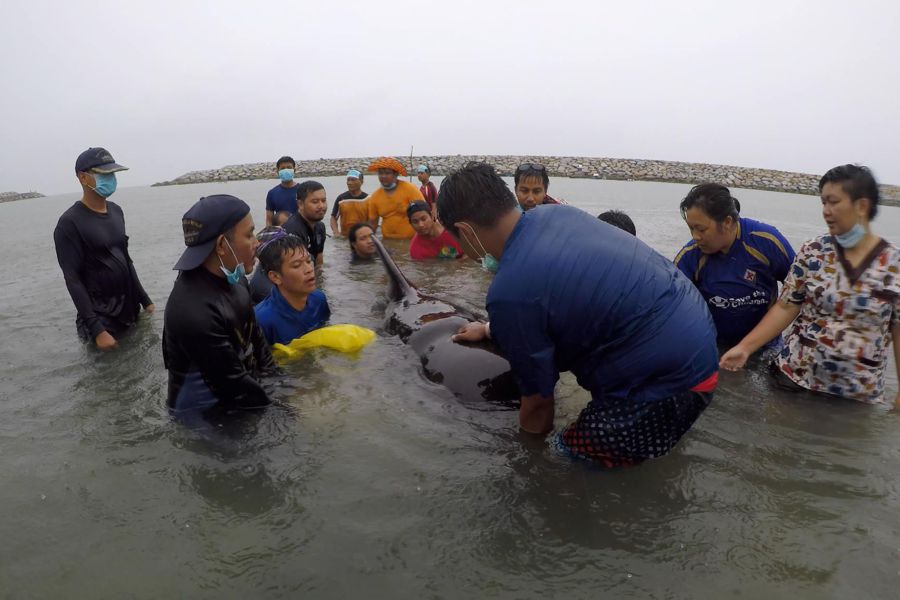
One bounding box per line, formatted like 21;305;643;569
0;176;898;599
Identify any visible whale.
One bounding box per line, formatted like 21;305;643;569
372;237;520;408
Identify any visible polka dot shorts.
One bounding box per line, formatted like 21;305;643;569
556;389;712;468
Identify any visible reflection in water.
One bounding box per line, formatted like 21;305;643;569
181;462;290;518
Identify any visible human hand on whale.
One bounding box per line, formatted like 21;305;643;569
452;321;489;343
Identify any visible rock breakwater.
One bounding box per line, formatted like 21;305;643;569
153;155;900;205
0;191;44;203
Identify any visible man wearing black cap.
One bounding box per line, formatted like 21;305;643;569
54;147;154;350
163;194;277;415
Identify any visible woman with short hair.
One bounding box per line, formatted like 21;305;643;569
720;165;900;407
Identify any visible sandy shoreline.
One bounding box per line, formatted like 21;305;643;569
153;155;900;206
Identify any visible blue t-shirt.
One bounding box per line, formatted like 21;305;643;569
487;205;718;404
254;287;330;345
265;183;300;215
674;217;795;347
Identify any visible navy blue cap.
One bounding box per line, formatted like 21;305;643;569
173;194;250;270
75;147;128;174
406;201;430;220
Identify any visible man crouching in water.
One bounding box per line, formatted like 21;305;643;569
163;194;277;417
443;163;718;468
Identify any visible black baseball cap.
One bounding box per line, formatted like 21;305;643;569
75;147;129;174
173;194;251;271
406;201;430;220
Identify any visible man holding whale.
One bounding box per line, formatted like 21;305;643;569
440;162;719;467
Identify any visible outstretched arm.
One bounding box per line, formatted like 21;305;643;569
720;301;800;370
453;323;557;434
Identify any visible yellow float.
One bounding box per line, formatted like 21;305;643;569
271;324;376;362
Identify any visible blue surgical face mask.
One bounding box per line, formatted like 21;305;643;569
481;253;499;273
91;172;117;198
835;223;865;248
278;168;295;183
382;181;397;191
458;223;499;274
218;238;246;285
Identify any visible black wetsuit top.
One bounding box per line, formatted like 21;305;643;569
162;267;277;412
283;214;327;262
53;201;151;340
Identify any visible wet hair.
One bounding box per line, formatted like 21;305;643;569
256;227;308;275
348;222;373;244
513;163;550;190
597;210;637;236
276;155;295;169
819;164;879;219
297;180;325;203
407;201;431;221
680;183;740;224
437;162;518;237
348;222;375;259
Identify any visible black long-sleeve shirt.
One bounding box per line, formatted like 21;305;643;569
53;201;151;339
162;267;277;412
283;214;326;262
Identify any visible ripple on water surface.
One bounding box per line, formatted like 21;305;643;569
1;179;899;598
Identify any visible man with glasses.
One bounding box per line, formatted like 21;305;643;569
514;162;565;211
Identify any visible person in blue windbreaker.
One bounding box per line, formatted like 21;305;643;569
440;162;719;468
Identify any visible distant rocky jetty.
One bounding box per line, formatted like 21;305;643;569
153;155;900;205
0;191;44;203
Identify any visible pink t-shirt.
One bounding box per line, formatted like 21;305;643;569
409;229;464;260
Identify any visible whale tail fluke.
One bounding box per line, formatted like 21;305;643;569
372;236;418;302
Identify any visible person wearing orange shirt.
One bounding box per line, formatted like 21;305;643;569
365;156;424;239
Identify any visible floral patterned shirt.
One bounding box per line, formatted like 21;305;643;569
776;235;900;404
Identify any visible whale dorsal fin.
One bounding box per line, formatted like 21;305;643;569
372;235;418;302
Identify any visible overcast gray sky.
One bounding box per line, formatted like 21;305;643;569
2;0;898;195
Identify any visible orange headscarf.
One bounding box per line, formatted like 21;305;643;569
366;157;408;177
